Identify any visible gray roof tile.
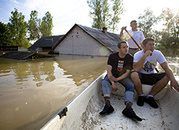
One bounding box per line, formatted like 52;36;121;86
77;24;120;52
29;35;64;51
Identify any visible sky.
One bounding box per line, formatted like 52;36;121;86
0;0;179;35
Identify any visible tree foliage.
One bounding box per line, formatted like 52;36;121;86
87;0;123;31
40;11;53;37
0;22;11;46
87;0;103;29
0;9;53;48
28;10;40;40
102;0;110;28
8;8;30;48
138;8;179;56
111;0;123;31
157;8;179;56
138;8;159;38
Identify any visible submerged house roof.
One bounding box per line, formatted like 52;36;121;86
52;24;120;52
29;35;64;51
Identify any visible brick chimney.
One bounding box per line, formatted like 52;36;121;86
102;27;107;33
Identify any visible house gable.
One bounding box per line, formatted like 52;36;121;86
54;26;111;56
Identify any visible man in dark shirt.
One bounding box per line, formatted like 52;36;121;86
100;41;142;121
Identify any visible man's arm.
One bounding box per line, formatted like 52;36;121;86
116;70;130;81
160;62;179;92
107;65;118;82
106;65;118;91
133;50;151;71
140;31;145;48
107;65;130;82
119;26;126;40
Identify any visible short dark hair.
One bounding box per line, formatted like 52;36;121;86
142;38;155;46
130;20;137;24
118;41;127;48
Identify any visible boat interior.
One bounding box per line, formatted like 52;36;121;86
41;73;179;130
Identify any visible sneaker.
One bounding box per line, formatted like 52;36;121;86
137;96;145;106
99;104;114;115
144;97;158;108
122;107;142;121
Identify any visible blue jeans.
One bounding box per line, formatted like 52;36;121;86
101;75;134;103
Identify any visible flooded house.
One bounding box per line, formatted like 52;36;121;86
52;24;120;56
29;35;64;54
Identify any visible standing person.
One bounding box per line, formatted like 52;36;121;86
99;41;142;121
131;38;179;108
119;20;145;55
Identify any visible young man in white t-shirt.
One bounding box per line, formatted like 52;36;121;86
131;38;179;108
119;20;145;55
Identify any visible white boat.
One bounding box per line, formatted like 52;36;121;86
41;72;179;130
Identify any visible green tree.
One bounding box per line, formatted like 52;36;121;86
0;22;11;46
87;0;102;29
111;0;123;31
138;8;159;38
28;10;40;40
8;8;30;48
101;0;110;28
40;11;53;37
161;8;179;38
157;8;179;56
87;0;123;31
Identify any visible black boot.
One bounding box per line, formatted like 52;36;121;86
99;104;114;115
122;107;143;121
144;96;158;108
137;96;145;106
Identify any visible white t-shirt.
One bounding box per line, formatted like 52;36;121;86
123;30;145;49
134;50;167;74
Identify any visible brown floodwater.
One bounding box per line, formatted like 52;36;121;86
0;55;107;130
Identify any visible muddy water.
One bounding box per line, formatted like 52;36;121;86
0;55;107;130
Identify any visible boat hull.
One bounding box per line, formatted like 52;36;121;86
41;72;179;130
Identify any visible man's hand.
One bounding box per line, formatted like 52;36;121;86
116;76;122;81
144;50;152;57
111;82;118;92
170;79;179;92
121;26;127;31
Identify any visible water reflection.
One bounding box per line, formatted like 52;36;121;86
0;59;58;88
55;55;107;86
0;56;107;88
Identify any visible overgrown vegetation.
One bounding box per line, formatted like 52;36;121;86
0;9;53;48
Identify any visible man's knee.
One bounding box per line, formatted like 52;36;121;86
163;75;169;83
124;79;135;92
156;74;169;84
126;83;135;92
102;79;110;86
101;79;111;97
130;71;139;79
101;79;111;92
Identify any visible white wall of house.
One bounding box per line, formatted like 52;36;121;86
54;26;111;56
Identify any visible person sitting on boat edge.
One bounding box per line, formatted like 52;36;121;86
119;20;145;55
131;38;179;109
99;41;142;121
